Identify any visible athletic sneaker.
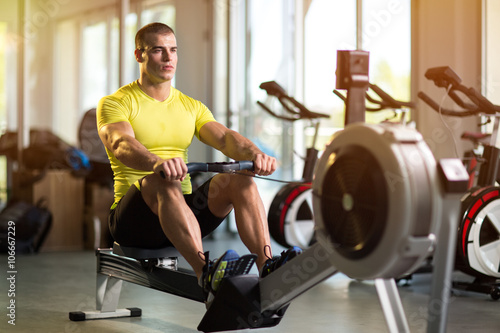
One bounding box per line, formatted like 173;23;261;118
199;250;240;306
260;246;302;278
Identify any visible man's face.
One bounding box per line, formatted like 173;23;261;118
138;32;178;83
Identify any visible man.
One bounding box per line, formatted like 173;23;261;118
97;22;300;306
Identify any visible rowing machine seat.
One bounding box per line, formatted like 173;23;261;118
112;242;179;260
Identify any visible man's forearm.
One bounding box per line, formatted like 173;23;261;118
199;122;275;175
112;135;161;172
219;130;263;161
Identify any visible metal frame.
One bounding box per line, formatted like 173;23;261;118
69;248;203;322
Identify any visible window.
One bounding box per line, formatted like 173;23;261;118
245;0;296;182
0;22;7;203
361;0;411;123
303;0;411;145
304;0;357;124
231;0;412;184
227;0;297;203
0;22;7;130
81;21;111;111
141;2;176;28
304;0;357;152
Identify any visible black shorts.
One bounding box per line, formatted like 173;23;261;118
108;178;227;249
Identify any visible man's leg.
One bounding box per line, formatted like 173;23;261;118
140;173;206;278
206;173;272;270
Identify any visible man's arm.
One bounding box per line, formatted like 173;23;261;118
98;121;187;180
199;122;276;176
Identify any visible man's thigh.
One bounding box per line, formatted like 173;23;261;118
110;177;229;248
109;183;168;248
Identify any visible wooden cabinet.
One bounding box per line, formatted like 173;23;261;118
14;170;85;252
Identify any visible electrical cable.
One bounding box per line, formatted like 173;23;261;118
234;171;312;186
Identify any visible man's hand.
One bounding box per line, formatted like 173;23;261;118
198;122;277;176
153;157;188;181
253;153;277;176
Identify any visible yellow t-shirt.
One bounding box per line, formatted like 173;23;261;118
97;81;216;204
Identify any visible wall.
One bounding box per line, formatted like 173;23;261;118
412;0;482;160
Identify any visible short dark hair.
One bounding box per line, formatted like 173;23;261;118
135;22;175;50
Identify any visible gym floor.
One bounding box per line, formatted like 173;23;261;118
1;231;499;333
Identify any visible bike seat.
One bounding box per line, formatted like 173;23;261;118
112;242;179;259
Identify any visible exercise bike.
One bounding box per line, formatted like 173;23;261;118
418;66;500;300
257;81;329;249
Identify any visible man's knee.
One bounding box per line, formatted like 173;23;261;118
141;174;184;206
217;174;256;192
234;173;257;189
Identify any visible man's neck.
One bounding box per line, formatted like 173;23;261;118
137;77;172;102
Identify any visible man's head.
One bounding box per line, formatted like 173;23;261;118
135;22;175;50
134;22;177;85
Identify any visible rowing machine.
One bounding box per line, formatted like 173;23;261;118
69;161;290;332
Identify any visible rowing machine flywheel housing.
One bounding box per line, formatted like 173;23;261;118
313;123;441;280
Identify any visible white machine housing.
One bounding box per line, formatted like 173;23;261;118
313;123;442;280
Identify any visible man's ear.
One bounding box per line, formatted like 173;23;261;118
135;48;144;63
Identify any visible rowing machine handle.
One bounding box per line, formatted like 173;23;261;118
159;161;254;178
188;161;254;173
